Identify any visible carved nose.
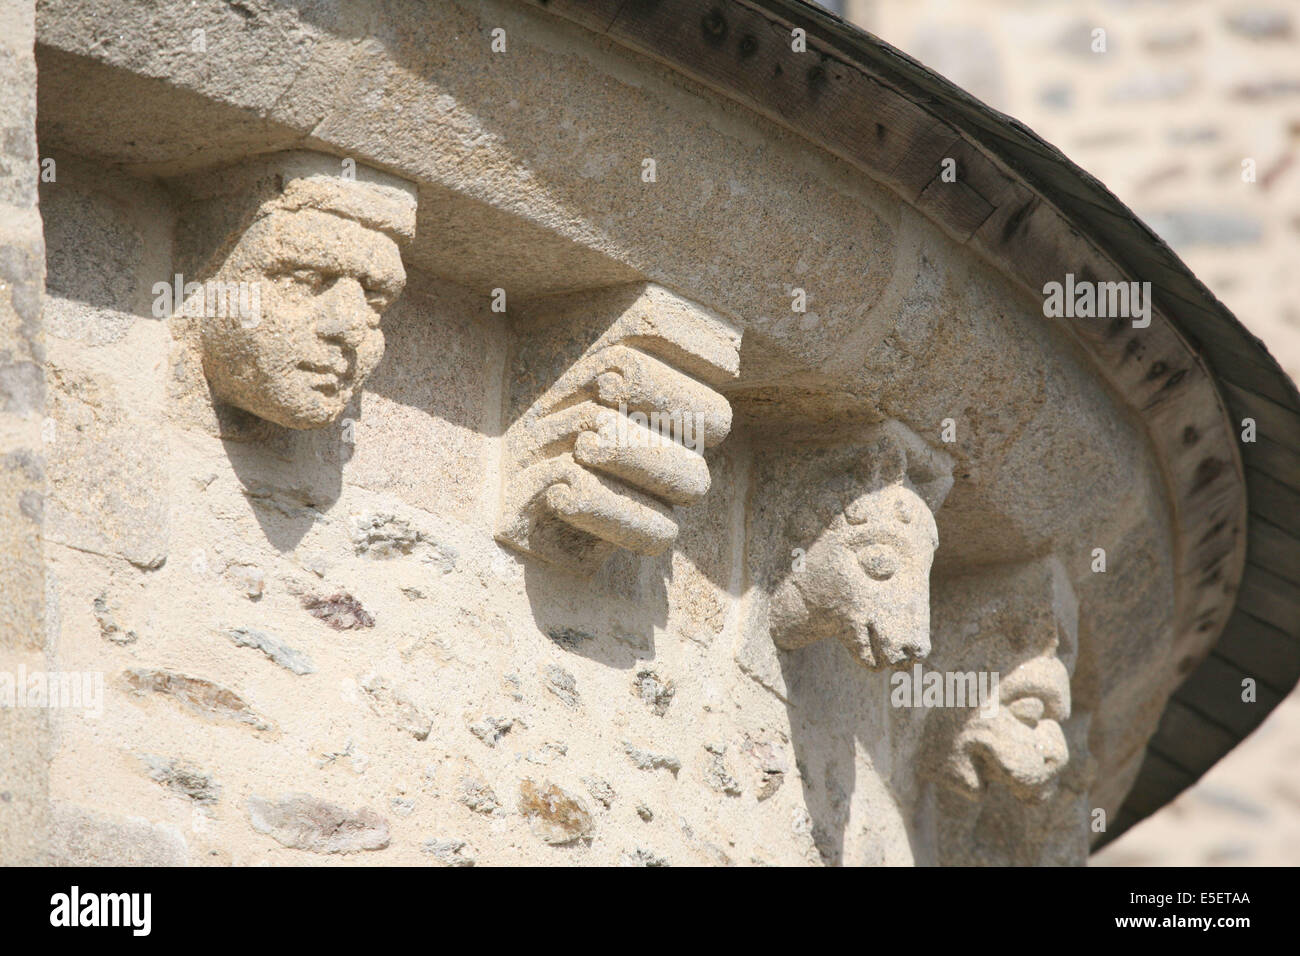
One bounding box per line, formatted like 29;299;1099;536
315;278;368;345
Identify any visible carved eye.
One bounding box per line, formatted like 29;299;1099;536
279;268;325;291
857;545;898;580
362;286;390;311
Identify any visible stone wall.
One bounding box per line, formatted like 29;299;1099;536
0;0;49;867
7;0;1273;866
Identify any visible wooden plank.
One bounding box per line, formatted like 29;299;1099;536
1235;563;1300;637
1173;654;1284;736
1120;750;1195;820
1246;468;1300;539
1246;513;1300;587
1222;382;1300;455
1245;435;1300;489
1214;607;1300;694
1145;698;1240;777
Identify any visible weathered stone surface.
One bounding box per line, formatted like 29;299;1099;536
48;803;188;866
360;675;432;740
0;0;47;866
247;793;390;854
45;365;168;569
12;0;1286;871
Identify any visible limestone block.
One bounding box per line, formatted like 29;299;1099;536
344;273;501;518
497;283;741;574
45;364;169;570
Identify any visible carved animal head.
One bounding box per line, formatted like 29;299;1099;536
924;557;1079;803
764;420;953;671
772;483;939;668
944;650;1073;801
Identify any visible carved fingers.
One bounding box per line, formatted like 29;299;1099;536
496;285;741;573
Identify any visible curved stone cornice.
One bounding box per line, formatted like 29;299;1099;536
521;0;1299;844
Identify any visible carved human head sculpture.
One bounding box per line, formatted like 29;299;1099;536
924;557;1078;803
757;421;954;670
173;152;417;429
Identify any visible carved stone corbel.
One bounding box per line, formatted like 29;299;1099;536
496;283;741;574
921;555;1080;803
751;421;954;670
169;151;418;430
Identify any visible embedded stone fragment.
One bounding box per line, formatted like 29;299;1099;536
246;793;390;854
524;742;568;765
619;848;669;867
624;742;681;776
93;592;137;645
224;564;265;599
543;664;580;708
546;626;595;651
518;779;594;845
632;668;675;716
225;626;315;675
350;511;456;570
422;838;476;867
48;803;188;867
704;744;743;797
138;755;220;805
467;715;515;747
741;735;788;802
122;669;271;731
301;591;374;630
583;776;615;809
457;777;500;815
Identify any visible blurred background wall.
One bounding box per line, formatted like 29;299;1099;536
834;0;1300;864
